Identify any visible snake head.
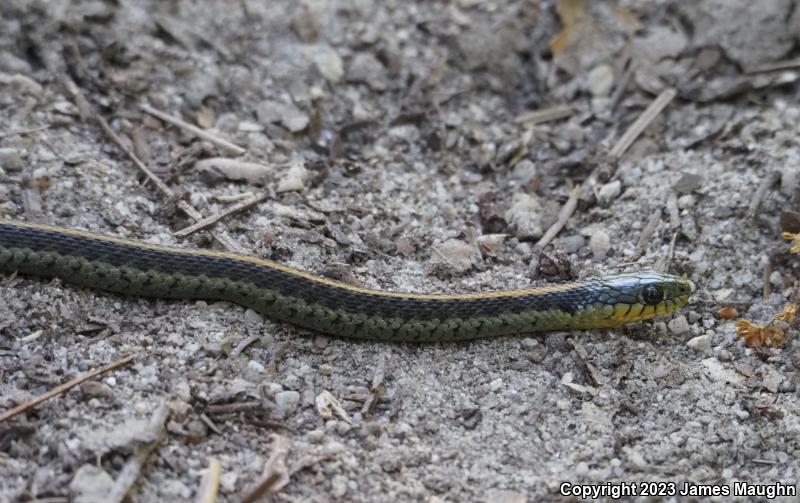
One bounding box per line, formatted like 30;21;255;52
593;271;693;327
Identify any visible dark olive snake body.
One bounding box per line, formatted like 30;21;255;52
0;220;691;342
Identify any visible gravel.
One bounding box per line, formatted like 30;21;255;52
685;333;714;352
588;229;611;258
668;315;691;336
1;1;799;502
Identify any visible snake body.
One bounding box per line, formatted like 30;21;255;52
0;220;691;342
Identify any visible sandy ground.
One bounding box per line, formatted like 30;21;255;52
1;1;799;501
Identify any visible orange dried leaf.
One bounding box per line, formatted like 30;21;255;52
735;318;788;349
761;325;786;348
773;304;797;322
550;0;587;56
735;320;764;348
782;232;800;254
718;306;739;319
555;0;587;27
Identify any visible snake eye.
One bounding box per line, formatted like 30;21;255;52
642;284;663;305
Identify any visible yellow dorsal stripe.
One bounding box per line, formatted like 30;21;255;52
1;220;582;300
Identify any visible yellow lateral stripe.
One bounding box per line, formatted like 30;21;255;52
1;220;584;300
627;303;644;319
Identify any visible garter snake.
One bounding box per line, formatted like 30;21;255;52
0;219;692;342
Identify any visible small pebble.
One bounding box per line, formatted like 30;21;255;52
624;447;647;469
307;44;344;84
429;238;477;275
668;315;690;335
220;472;238;493
780;166;798;196
677;194;696;209
681;217;699;241
283;374;302;390
275;390;301;414
264;383;282;397
307;429;326;443
173;381;192;403
505;192;545;240
477;234;506;258
80;381;114;399
277;161;310;193
511;159;537;183
587;64;615;96
514;242;532;256
686;333;713;352
243;309;263;324
589;229;611;258
597;180;622;206
331;475;349;498
0;148;23;171
561;235;585;254
769;270;783;287
69;465;114;503
673;173;703;193
336;421;351;435
185;419;208;439
347;53;388;91
717;349;732;362
247;360;265;373
651;366;668;379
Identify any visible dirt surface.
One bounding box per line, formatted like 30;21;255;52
1;1;800;502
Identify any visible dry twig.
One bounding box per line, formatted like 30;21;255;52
0;125;50;138
205;401;271;416
514;104;574;125
241;435;291;503
199;413;223;436
228;334;262;359
174;193;268;238
141;104;246;156
745;58;800;75
634;211;662;257
534;184;581;250
747;171;780;219
196;457;222;503
609;87;676;158
655;231;678;273
666;194;681;229
362;360;386;417
0;354;135;423
569;339;604;387
107;402;171;503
